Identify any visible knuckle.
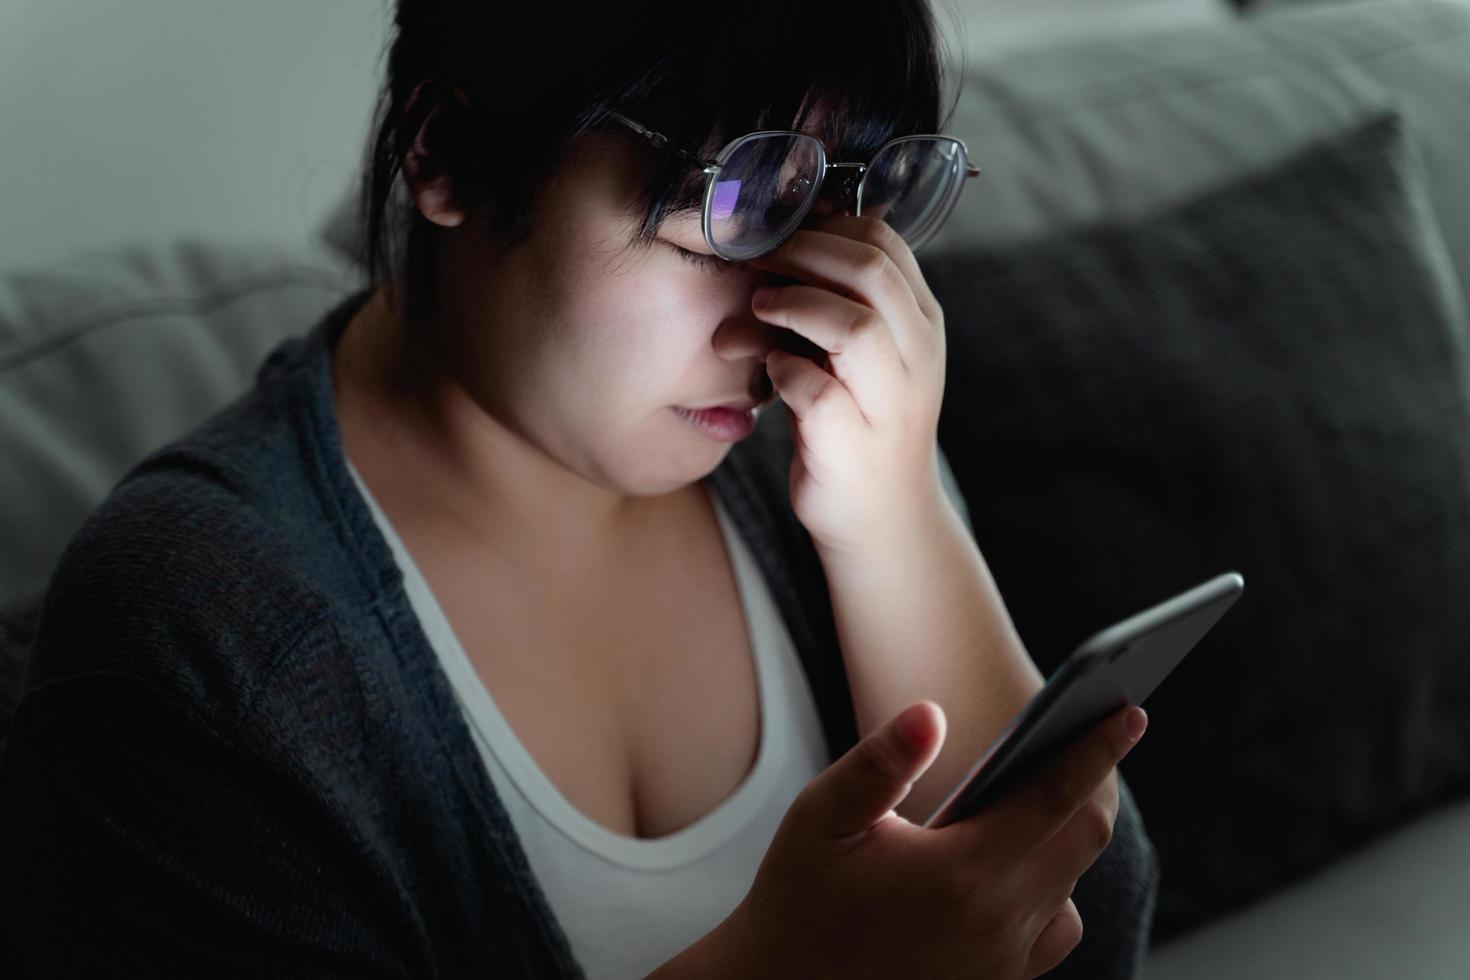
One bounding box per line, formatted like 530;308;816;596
849;307;882;341
789;780;821;820
1081;799;1115;853
1064;900;1085;948
808;375;846;415
855;244;892;282
855;737;909;787
1035;897;1084;966
784;781;828;833
856;216;895;249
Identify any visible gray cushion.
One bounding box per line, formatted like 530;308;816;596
919;109;1470;940
1148;795;1470;978
0;598;39;762
0;240;358;612
924;0;1470;318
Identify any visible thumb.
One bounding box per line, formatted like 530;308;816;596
808;700;947;839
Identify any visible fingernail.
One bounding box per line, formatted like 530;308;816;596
897;703;929;746
1125;707;1148;743
752;286;776;308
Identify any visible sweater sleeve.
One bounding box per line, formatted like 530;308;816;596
0;665;418;979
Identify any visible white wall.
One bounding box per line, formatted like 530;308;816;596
0;0;390;271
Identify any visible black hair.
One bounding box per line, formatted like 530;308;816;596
359;0;965;344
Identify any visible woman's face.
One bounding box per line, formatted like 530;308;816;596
428;128;791;500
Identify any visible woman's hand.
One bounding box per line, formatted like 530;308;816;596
745;214;950;559
654;701;1147;980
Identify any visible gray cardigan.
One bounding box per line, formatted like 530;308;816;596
0;289;1158;978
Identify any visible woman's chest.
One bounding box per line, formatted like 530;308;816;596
424;501;765;841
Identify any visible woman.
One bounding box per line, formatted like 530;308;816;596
0;1;1159;977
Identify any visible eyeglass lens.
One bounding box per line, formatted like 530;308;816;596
705;133;967;261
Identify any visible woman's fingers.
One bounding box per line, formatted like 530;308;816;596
1026;897;1084;978
837;213;945;325
957;706;1144;864
752;283;906;421
747;219;937;368
763;347;864;429
1022;772;1121;907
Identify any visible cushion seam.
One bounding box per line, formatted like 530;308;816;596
0;266;353;376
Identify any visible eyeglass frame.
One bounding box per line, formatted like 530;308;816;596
604;110;982;262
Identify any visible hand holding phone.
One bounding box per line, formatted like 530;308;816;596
713;675;1154;979
697;573;1242;979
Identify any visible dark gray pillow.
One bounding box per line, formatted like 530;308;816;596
920;110;1470;941
0;596;41;763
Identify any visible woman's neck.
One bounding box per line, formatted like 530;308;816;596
329;288;692;579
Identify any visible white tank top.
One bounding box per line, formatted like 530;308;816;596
344;459;830;980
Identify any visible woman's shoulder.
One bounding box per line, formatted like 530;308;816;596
23;414;368;733
26;292;377;685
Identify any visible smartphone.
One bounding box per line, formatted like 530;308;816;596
920;571;1245;829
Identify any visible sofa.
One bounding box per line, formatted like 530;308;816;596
3;0;1469;975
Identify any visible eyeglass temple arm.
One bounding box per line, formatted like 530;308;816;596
606;111;720;174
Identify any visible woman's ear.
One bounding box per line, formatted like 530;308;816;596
401;81;469;228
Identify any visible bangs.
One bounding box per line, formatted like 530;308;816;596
584;0;962;244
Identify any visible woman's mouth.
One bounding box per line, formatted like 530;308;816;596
672;405;759;442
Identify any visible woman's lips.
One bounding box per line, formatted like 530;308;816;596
672;405;758;442
690;399;758;412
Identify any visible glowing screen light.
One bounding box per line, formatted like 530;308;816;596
711;179;742;221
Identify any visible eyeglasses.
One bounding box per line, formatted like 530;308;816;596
606;110;981;262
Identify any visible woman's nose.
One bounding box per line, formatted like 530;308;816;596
806;196;841;220
711;315;780;363
713;292;829;364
